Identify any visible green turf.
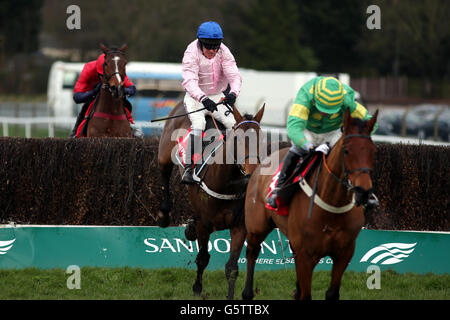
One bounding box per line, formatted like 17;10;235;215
0;267;448;300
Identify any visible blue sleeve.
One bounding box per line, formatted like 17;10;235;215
73;90;95;104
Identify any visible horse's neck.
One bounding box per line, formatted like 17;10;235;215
316;138;350;205
96;88;124;114
205;143;241;191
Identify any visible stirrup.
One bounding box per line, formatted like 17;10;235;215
181;167;197;185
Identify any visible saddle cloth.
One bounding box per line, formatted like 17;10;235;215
177;128;225;167
265;152;320;216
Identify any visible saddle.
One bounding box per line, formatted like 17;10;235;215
265;151;321;216
176;116;226;178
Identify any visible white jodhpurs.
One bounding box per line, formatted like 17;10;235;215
183;93;236;134
290;128;342;156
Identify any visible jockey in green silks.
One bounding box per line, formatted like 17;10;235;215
266;76;378;209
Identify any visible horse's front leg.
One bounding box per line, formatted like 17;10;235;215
241;231;267;300
325;242;356;301
192;221;211;296
294;249;320;300
157;162;173;228
225;224;246;300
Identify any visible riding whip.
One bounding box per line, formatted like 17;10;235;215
150;107;207;122
150;100;230;122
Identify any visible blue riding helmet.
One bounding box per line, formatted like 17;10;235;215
197;21;223;44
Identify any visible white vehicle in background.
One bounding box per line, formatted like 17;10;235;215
47;61;85;120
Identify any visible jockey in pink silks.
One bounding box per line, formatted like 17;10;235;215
181;21;242;184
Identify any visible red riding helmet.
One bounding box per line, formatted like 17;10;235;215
96;54;105;75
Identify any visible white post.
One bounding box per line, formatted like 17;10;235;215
48;121;55;138
25;122;31;138
2;121;8;137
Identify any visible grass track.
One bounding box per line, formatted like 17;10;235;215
0;267;449;300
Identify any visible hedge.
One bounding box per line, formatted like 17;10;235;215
0;137;448;231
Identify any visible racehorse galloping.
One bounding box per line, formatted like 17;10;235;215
242;108;378;300
87;44;132;137
157;101;265;299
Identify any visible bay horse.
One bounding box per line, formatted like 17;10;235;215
87;44;132;137
157;101;265;299
242;108;378;300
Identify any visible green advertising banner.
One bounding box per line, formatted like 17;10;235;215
0;225;449;274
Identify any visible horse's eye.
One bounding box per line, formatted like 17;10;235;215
343;149;349;155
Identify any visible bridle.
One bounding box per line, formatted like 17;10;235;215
230;119;262;176
322;133;374;192
101;50;126;94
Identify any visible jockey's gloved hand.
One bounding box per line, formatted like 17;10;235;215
202;97;218;112
315;143;330;155
124;85;136;97
224;92;237;106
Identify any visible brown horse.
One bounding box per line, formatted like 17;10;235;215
242;108;378;300
157;101;265;299
87;44;132;137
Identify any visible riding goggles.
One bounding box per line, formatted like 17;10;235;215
200;40;221;50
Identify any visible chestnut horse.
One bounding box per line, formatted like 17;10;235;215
87;44;132;137
157;101;265;299
242;108;378;300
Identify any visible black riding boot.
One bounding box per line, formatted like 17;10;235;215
266;150;302;208
181;133;202;185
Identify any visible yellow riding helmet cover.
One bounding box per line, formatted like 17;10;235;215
313;77;344;114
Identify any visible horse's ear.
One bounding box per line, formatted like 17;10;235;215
254;103;265;123
233;106;243;123
343;108;353;133
366;109;379;133
100;43;108;54
119;44;128;52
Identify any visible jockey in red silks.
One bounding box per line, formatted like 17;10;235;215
69;53;142;138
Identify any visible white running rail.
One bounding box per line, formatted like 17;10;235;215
0;116;449;146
